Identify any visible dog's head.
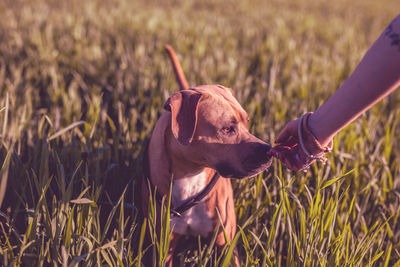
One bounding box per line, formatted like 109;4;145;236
164;85;272;179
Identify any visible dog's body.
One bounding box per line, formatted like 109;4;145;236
138;47;272;266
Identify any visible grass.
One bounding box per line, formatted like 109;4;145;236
0;0;399;265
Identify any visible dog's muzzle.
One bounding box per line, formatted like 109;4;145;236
216;143;272;179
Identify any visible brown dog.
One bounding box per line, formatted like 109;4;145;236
138;46;272;266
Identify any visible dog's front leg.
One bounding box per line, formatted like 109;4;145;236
215;193;239;266
165;232;181;267
216;235;240;267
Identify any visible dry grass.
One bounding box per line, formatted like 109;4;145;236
0;0;399;265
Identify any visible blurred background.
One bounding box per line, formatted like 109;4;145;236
0;0;399;265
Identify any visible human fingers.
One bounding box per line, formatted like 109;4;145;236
275;119;300;144
271;144;314;171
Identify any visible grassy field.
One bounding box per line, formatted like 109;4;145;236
0;0;399;265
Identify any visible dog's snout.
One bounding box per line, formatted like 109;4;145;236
252;143;272;157
240;142;272;173
250;145;272;163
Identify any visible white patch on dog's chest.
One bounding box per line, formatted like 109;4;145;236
170;170;213;237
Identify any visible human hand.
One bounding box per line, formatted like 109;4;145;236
269;118;313;171
269;113;332;171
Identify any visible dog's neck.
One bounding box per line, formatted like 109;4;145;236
166;140;206;180
171;168;214;206
148;112;215;197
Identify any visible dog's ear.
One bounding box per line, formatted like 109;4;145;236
164;90;203;146
216;85;235;96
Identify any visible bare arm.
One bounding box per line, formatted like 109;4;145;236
309;15;400;146
273;15;400;171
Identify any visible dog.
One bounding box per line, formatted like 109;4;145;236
137;45;272;266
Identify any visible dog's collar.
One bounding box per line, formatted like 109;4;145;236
169;171;220;217
147;171;220;218
142;141;221;218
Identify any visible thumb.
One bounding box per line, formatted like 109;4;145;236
275;120;298;144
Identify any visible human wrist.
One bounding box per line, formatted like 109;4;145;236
307;113;333;148
299;113;333;160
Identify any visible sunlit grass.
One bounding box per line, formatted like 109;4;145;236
0;0;399;265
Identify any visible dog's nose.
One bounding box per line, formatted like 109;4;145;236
248;143;271;165
242;142;272;169
253;143;272;156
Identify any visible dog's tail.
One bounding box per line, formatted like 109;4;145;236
164;44;189;91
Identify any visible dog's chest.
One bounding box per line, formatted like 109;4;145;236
170;171;213;237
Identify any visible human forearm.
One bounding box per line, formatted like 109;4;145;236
308;15;400;146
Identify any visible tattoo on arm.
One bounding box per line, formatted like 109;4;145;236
385;17;400;52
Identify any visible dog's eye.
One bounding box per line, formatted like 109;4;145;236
222;126;235;135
